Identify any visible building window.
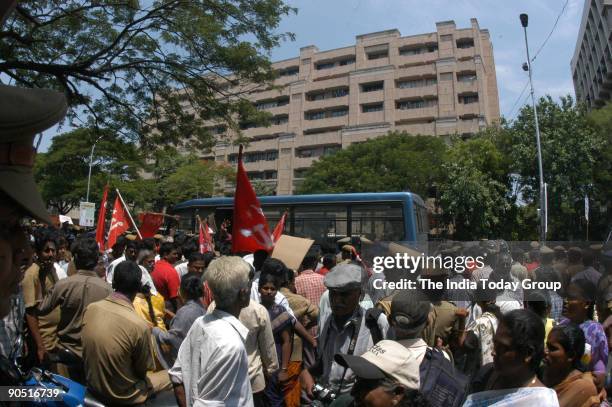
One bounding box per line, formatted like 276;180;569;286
306;87;349;101
329;108;348;117
339;57;355;66
367;51;388;60
278;66;299;77
456;38;474;49
459;94;479;104
255;97;289;111
294;168;308;178
397;78;437;88
457;73;477;82
272;115;289;125
440;72;453;81
315;61;335;70
440;34;453;42
361;81;384;92
323;145;341;156
399;44;438;56
396;98;436;110
296;148;314;158
362;103;384;113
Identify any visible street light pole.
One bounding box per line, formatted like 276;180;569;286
520;13;546;243
86;135;103;202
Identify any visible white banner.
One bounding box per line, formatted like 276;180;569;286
79;201;96;227
585;195;589;222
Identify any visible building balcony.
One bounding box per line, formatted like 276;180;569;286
304;95;349;111
301;130;342;145
242;160;278;172
395;52;438;67
457;59;477;71
306;76;350;93
457;119;480;134
358;110;385;124
395;106;438;121
361;57;390;70
293;155;318;168
456;80;479;94
243;123;289;138
396;63;437;78
394;84;437;100
394;121;436;135
258;104;290;117
312;64;354;81
456;103;481;117
245;137;280;151
303;115;349;132
455;47;475;60
358;90;385;104
248;87;290;102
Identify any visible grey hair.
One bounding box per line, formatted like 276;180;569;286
137;249;154;265
205;256;251;308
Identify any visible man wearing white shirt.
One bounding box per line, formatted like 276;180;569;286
105;240;138;284
169;256;254;407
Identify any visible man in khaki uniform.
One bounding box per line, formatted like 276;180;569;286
82;261;171;405
23;232;62;365
38;238;112;381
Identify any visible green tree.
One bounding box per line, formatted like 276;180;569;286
1;1;295;148
252;180;277;196
297;132;448;197
502;96;609;240
438;133;513;240
34;128;144;214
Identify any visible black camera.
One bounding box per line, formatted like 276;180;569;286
312;383;337;405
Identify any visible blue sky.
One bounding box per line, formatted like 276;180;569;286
40;0;584;151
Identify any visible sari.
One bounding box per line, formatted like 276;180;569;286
554;370;600;407
265;303;293;407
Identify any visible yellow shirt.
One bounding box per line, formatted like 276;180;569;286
133;293;167;331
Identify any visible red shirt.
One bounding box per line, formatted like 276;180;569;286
295;269;326;306
317;267;331;276
151;259;180;300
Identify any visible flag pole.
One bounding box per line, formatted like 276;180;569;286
116;189;143;240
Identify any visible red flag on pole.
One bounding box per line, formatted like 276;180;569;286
107;196;131;249
232;146;273;253
95;184;109;251
139;212;165;238
199;220;214;253
272;211;287;244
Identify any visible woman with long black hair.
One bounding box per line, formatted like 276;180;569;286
542;324;600;407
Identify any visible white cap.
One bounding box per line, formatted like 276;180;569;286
335;340;422;389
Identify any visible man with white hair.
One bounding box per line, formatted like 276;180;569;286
169;256;254;406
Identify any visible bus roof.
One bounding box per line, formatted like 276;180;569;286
173;192;425;211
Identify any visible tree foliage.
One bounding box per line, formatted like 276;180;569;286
297;132;448;198
34;128;143;214
2;0;295;149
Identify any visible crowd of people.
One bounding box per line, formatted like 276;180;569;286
1;222;611;407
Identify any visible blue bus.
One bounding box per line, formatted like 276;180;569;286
172;192;429;247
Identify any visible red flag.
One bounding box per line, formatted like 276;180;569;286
272;211;287;244
95;185;109;251
139;212;164;238
107;196;131;249
232;146;273;253
199;221;214;253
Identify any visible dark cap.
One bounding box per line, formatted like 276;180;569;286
324;263;362;291
390;290;431;335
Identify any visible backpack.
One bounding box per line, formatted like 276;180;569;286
419;347;469;407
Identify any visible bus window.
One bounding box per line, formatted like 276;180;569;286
293;205;347;245
352;203;404;241
262;206;288;231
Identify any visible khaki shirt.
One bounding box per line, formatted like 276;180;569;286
82;294;155;405
422;300;459;347
22;263;61;351
280;287;319;362
38;270;112;356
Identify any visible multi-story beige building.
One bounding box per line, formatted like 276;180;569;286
571;0;612;109
206;19;500;195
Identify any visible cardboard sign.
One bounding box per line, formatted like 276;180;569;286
271;234;314;271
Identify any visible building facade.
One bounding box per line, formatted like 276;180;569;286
571;0;612;109
206;19;500;195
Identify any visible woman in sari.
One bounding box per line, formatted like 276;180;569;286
132;249;167;330
560;279;608;390
543;324;600;407
464;309;560;406
259;272;293;407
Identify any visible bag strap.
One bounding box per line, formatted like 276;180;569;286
365;307;383;344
